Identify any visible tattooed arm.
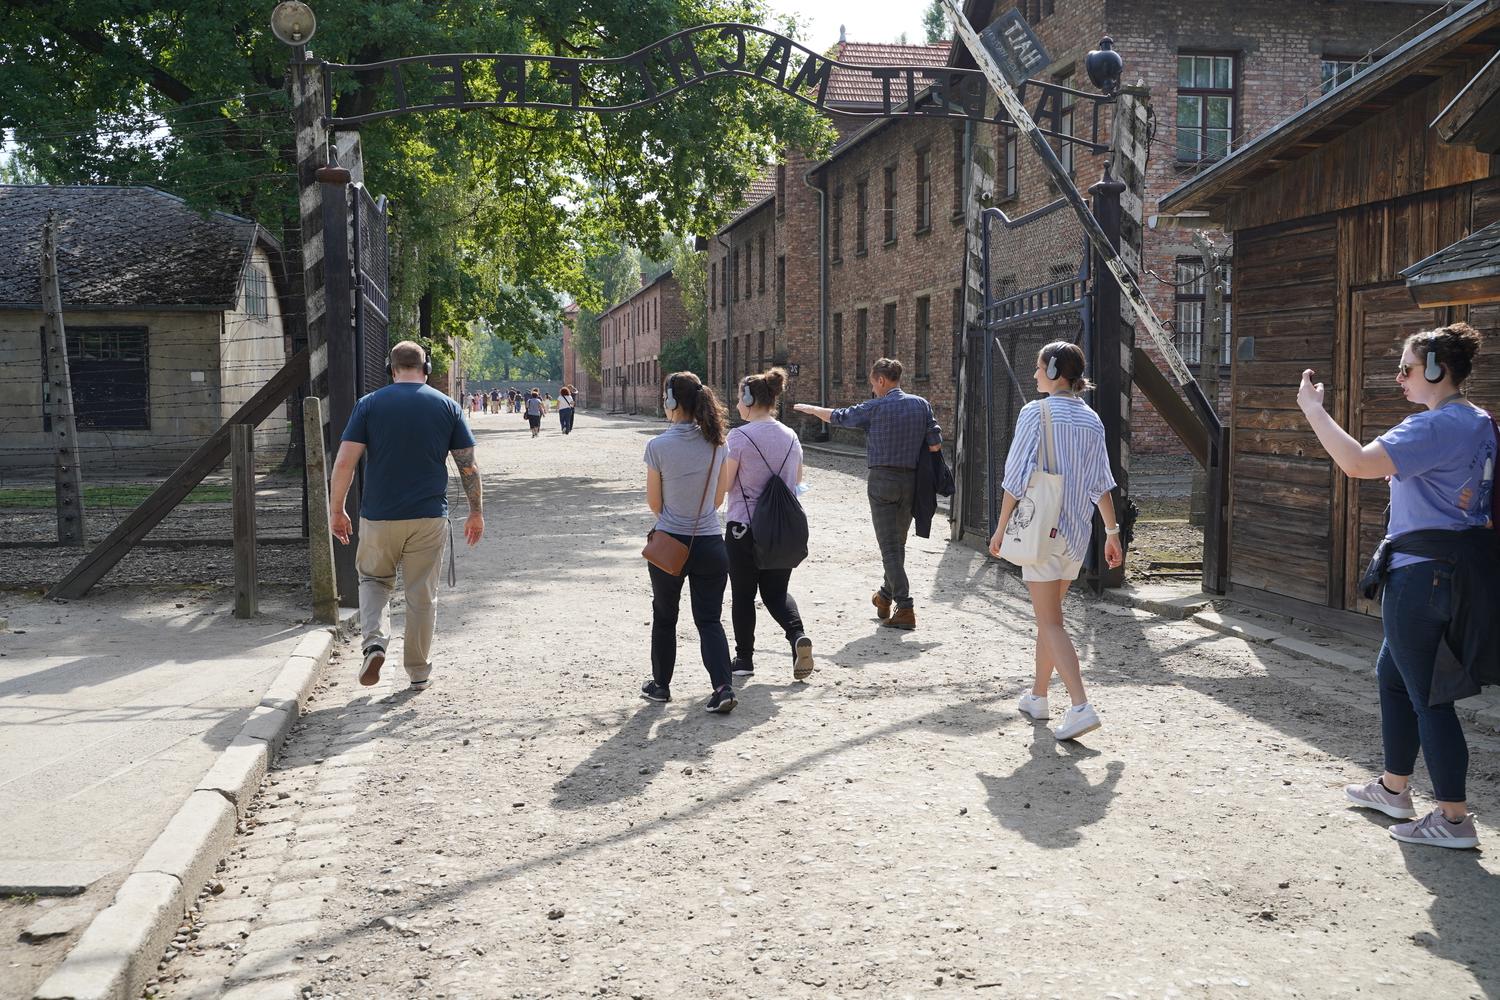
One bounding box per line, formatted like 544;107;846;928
451;447;485;545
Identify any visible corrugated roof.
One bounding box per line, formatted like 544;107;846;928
0;185;275;310
827;40;953;107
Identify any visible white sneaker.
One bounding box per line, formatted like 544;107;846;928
1017;693;1049;720
1052;703;1102;741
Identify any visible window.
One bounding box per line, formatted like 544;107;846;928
856;308;868;377
915;295;931;379
731;249;740;301
1172;258;1233;365
1057;89;1075;176
951;128;965;218
1002;133;1018;200
758;234;766;294
1320;56;1364;94
757;330;766;372
1050;264;1076;305
855;180;869;255
244;265;269;321
710;345;716;385
60;326;149;429
776;256;786;323
1177;53;1235;162
776;164;787;216
915;147;932;233
710;261;717;311
832;185;844;262
745;247;753;299
882;165;898;245
832;312;844;384
883;301;897;358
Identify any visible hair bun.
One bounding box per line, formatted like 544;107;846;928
766;367;788;393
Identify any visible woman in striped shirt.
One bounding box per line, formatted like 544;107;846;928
989;341;1124;741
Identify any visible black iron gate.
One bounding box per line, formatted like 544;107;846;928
351;184;391;397
961;198;1090;541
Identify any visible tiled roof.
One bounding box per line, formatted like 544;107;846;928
1402;220;1500;284
0;185;275;310
738;173;778;213
827;40;953;107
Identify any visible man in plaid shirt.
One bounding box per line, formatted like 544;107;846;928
796;358;942;630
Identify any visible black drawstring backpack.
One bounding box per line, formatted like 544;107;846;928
738;433;809;570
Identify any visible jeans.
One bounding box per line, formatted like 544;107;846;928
560;407;575;433
867;466;916;608
725;522;806;663
1377;560;1469;802
649;532;732;691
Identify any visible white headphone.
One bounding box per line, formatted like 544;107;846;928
1045;352;1059;380
741;379;755;408
663;379;678;411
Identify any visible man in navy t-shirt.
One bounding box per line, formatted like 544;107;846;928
329;341;483;691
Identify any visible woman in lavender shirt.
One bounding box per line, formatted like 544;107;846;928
1301;322;1493;849
719;368;815;681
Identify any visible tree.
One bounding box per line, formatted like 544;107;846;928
924;1;952;43
0;1;834;362
659;335;706;381
663;234;708;357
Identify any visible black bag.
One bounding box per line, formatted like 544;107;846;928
738;432;809;570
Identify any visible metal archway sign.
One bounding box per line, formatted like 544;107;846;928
317;22;1113;152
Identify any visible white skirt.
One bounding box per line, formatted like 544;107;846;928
1021;550;1083;583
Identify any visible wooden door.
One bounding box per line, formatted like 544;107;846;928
1343;285;1446;614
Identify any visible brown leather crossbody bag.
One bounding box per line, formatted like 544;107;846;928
642;447;718;575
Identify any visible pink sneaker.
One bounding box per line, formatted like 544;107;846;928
1344;778;1416;819
1389;809;1479;850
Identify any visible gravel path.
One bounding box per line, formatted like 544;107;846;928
148;410;1500;1000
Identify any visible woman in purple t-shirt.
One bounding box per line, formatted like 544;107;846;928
719;368;815;681
1297;321;1492;850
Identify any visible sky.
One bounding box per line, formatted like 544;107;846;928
764;0;940;49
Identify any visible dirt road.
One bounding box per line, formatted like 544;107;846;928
152;409;1500;1000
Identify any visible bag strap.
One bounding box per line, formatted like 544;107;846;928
685;446;719;555
1035;399;1058;474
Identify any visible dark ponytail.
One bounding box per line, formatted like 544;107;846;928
1039;341;1091;393
666;371;726;446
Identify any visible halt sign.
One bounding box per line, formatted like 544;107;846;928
978;8;1051;86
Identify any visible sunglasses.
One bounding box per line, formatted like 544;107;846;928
1396;363;1415;378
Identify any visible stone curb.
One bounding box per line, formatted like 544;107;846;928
33;619;347;1000
1097;585;1215;621
1189;608;1500;733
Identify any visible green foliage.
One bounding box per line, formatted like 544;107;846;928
663;234;708;353
463;317;562;382
924;1;952;43
0;1;834;360
659;335;706;381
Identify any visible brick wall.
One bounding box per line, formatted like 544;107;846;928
601;273;688;416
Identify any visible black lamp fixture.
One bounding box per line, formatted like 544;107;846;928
1086;36;1124;95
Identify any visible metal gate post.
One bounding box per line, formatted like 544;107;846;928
318;161;360;606
1087;172;1127;592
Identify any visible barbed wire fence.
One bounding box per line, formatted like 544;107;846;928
0;107;315;593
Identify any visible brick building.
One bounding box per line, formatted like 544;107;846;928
707;0;1442;452
601;270;689;416
559;302;601;408
706;40;953;422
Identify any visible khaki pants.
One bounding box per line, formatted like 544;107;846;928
357;517;447;682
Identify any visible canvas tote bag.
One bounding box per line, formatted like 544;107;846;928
1000;399;1065;567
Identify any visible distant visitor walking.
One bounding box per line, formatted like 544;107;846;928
722;368;814;681
990;342;1122;742
559;385;577;434
1305;322;1497;850
524;389;545;437
795;358;941;631
329;341;485;691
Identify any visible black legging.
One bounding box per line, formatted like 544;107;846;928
725;521;806;663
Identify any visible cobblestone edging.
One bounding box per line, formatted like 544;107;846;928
33;624;345;1000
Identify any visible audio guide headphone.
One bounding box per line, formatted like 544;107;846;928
1045;352;1059;380
1424;349;1443;384
387;352;433;377
663;379;678;411
741;379;755;408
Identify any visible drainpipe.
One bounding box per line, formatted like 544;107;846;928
714;231;733;409
802;160;830;439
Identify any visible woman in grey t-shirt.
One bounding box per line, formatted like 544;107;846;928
641;372;737;713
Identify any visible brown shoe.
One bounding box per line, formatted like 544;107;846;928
882;608;916;630
871;591;892;620
359;646;385;686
